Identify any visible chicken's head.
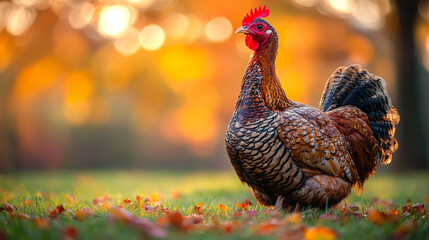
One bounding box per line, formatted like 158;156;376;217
236;5;272;51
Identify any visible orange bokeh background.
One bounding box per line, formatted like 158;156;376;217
0;0;428;170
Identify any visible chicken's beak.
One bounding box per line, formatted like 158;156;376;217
236;26;251;34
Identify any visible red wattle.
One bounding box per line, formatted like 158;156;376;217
245;35;259;51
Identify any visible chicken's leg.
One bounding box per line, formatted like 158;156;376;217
274;195;284;211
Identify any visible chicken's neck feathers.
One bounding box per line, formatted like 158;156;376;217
239;30;292;114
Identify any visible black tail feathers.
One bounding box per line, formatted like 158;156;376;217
320;65;399;164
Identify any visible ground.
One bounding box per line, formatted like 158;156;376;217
0;170;428;239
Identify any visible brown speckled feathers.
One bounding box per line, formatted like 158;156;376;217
226;17;399;209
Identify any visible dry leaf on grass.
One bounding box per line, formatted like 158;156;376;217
303;226;337;240
49;205;65;218
34;217;50;229
401;203;426;216
109;206;167;238
1;203;13;213
64;226;78;240
366;207;399;225
75;207;93;221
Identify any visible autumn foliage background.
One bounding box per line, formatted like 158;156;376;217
0;0;428;171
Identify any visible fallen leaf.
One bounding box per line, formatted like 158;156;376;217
193;203;204;215
11;213;30;220
254;219;281;235
285;212;301;225
34;218;50;229
366;207;398;225
231;209;243;218
122;198;131;204
1;203;13;213
50;205;65;218
304;226;336;240
64;226;78;240
389;220;418;240
131;218;167;238
109;206;134;223
211;217;236;234
401;203;426;216
75;207;93;221
246;210;257;217
158;211;190;231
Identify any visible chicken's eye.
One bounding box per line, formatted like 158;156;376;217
256;24;264;30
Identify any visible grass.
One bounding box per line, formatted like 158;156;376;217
0;170;428;239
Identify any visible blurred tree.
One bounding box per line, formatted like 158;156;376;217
395;0;428;169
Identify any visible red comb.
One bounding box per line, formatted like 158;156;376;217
242;5;270;25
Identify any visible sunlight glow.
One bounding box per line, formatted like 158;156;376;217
13;0;49;9
328;0;354;14
68;1;94;29
63;71;94;125
292;0;319;7
0;2;11;31
164;13;189;39
114;28;140;56
205;17;232;43
351;0;382;30
6;6;36;36
139;24;165;51
98;5;134;38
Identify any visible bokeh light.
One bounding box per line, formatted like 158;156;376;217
0;0;425;171
98;5;135;38
68;1;94;30
114;28;141;56
328;0;355;15
165;13;189;40
351;0;382;30
139;24;165;51
205;17;233;43
6;6;36;36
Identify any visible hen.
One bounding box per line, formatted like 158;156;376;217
225;6;400;210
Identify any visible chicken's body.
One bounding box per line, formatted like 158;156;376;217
226;6;399;209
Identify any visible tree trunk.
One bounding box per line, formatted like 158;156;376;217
394;0;428;170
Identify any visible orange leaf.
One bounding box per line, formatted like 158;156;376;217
158;211;190;231
304;226;336;240
401;203;426;216
123;198;131;204
218;204;228;211
390;220;418;239
366;207;398;225
34;218;50;229
75;207;93;221
109;207;135;223
193;203;204;215
285;212;301;225
50;205;65;218
64;226;78;240
254;219;281;235
12;213;30;220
